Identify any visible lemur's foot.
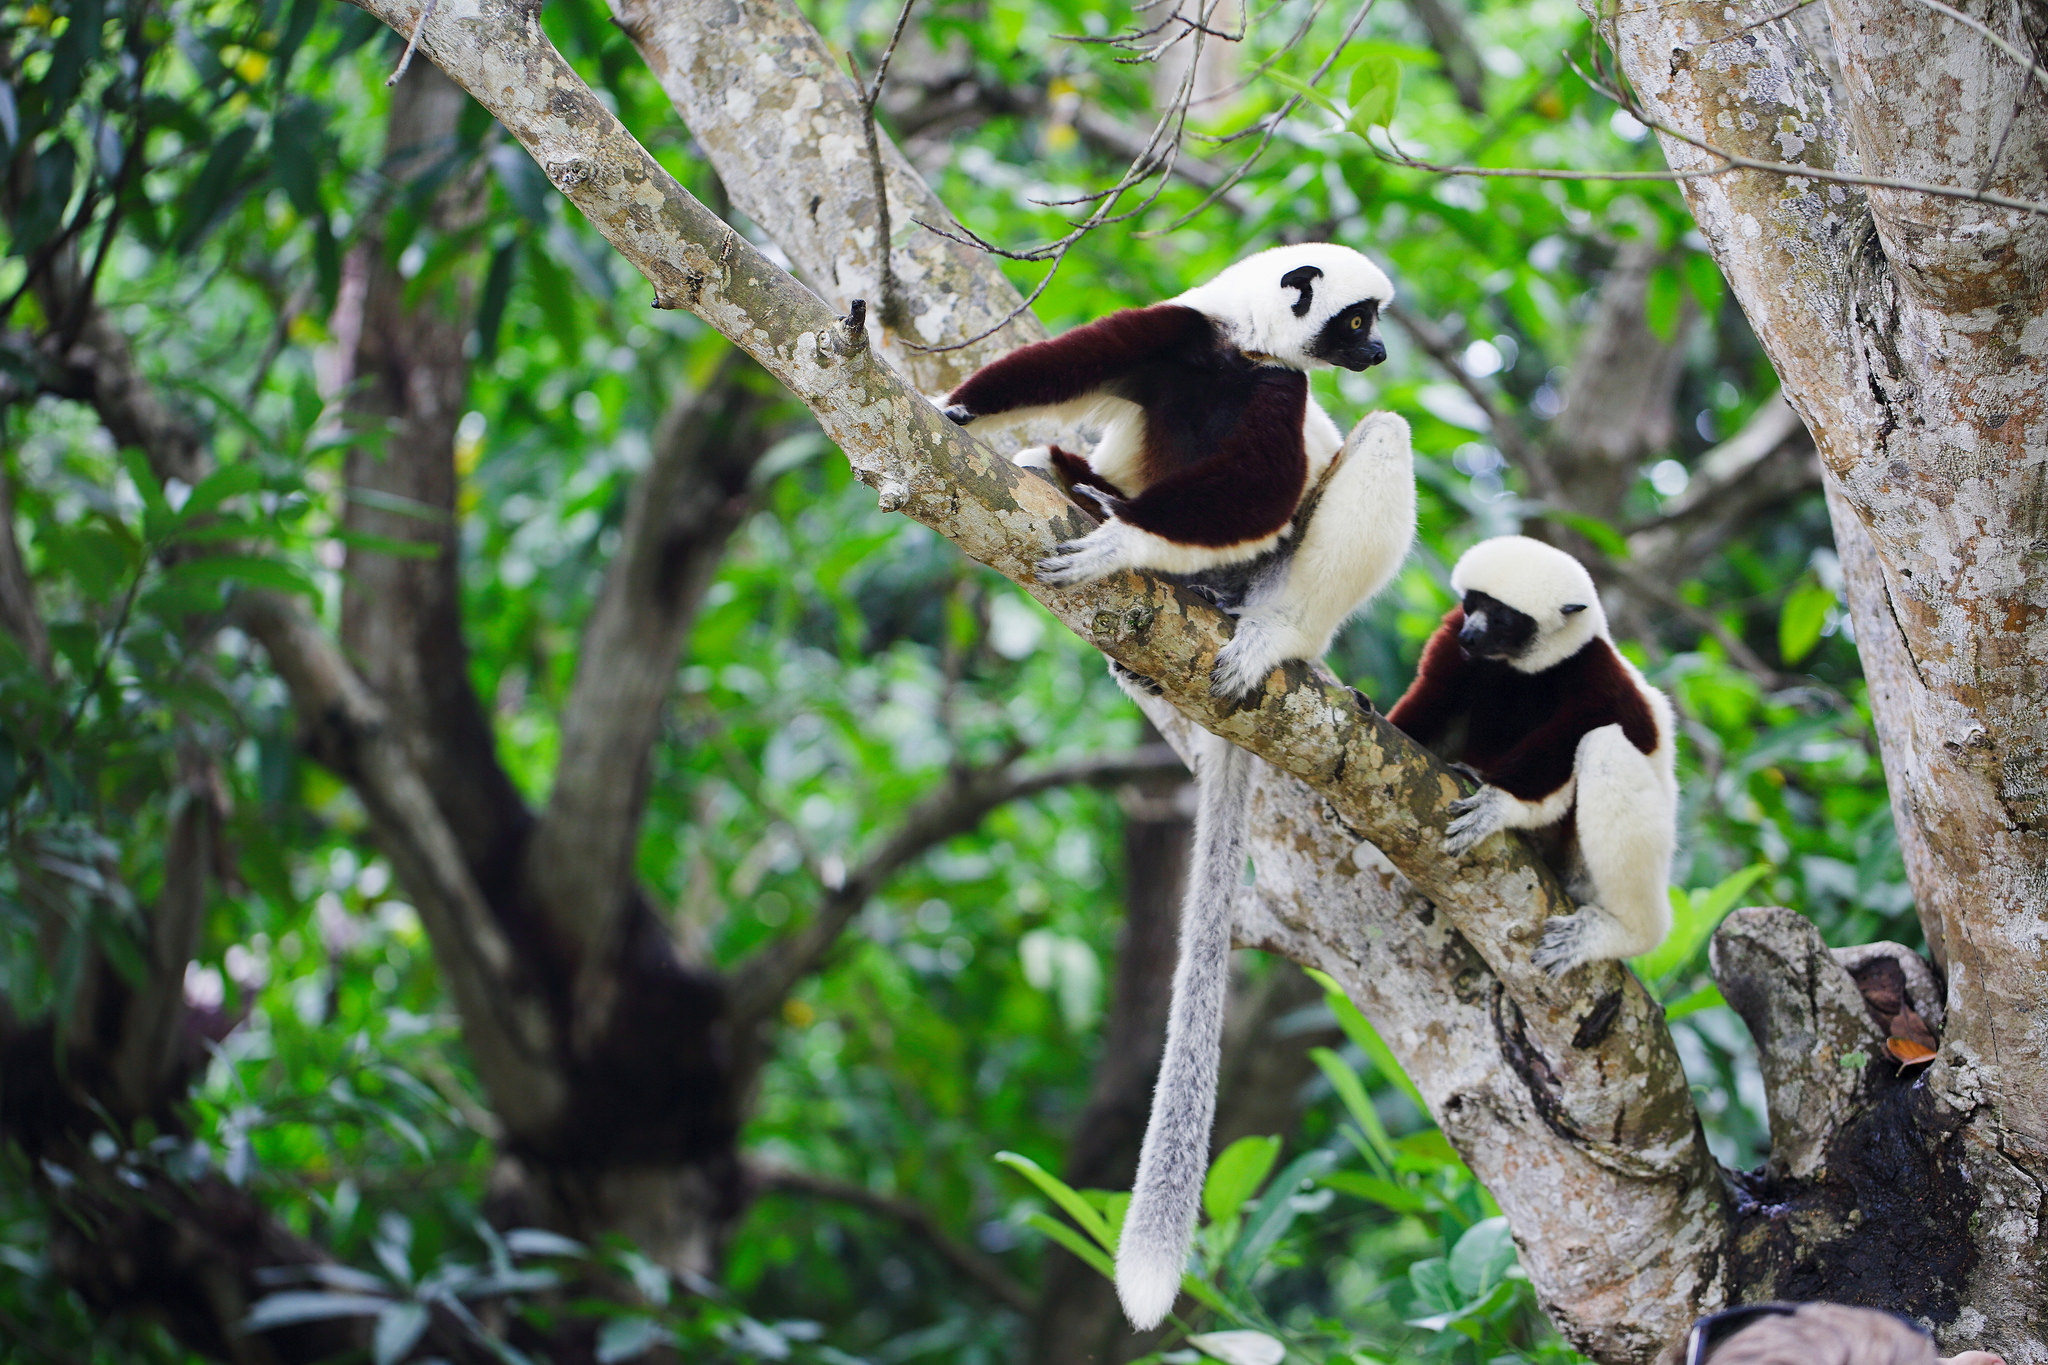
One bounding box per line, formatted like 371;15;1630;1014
1037;521;1132;587
942;404;975;425
1209;620;1281;703
1444;786;1509;856
1533;912;1597;976
1109;660;1164;697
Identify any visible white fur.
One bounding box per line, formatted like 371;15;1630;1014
1444;537;1679;975
1038;517;1288;586
1209;413;1416;698
1172;243;1395;369
1450;535;1604;674
1115;732;1248;1331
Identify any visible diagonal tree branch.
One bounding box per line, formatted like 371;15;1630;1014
233;590;566;1134
351;1;1723;1349
751;1162;1035;1313
729;745;1186;1030
527;357;773;1008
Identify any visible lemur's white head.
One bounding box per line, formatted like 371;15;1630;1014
1449;536;1607;674
1173;243;1394;372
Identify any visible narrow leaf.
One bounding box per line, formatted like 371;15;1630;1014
995;1152;1115;1252
1203;1136;1281;1226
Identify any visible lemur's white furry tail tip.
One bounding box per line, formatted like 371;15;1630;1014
1114;1241;1183;1331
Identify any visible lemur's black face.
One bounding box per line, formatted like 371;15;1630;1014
1457;590;1537;661
1308;300;1387;371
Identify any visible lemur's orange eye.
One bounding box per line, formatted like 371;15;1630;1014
1350;315;1363;329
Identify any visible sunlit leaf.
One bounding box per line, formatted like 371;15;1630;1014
1203;1135;1281;1226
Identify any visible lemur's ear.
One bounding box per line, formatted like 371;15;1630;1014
1561;603;1589;616
1280;265;1323;318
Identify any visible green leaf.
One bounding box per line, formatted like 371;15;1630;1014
1266;69;1341;115
174;122;259;252
1310;1047;1394;1172
1318;1170;1430;1214
120;448;174;542
1304;968;1428;1114
477;237;520;360
596;1317;666;1363
995;1151;1116;1252
1662;982;1726;1021
180;462;264;520
1544;509;1630;558
1684;251;1727;320
1779;575;1835;664
1634;863;1769;983
373;1303;429;1365
1187;1329;1287;1365
1645;263;1685;342
1224;1146;1337;1281
244;1291;390;1331
164;555;318;598
1021;1210;1114;1279
332;529;444;561
1346;56;1402;131
1203;1135;1281;1225
1447;1216;1518;1297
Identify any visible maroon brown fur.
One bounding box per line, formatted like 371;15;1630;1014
1386;608;1659;803
944;304;1310;550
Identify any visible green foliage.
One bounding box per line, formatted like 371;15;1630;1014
0;0;1921;1357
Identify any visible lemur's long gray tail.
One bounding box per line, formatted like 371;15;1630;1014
1114;734;1253;1331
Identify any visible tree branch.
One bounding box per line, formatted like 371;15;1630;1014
526;358;771;1016
751;1162;1034;1313
0;465;51;677
340;62;530;877
232;590;566;1135
358;4;1725;1350
1625;392;1821;575
729;746;1186;1029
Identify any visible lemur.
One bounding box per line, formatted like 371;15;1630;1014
1385;536;1677;974
938;243;1417;1330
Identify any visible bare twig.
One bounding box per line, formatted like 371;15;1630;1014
850;0;919;328
1386;300;1563;501
388;0;442;86
752;1163;1034;1312
1573;52;2048;217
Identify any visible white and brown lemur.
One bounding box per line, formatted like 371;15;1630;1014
1386;536;1677;975
939;243;1417;1329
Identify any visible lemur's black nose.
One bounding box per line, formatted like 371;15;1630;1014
1458;613;1487;648
1365;339;1387;366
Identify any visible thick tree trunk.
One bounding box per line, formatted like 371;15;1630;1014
1603;0;2048;1350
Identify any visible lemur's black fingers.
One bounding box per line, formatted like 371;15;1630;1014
1447;761;1485;784
1447;794;1485;816
1350;686;1375;714
942;404;976;425
1109;660;1165;696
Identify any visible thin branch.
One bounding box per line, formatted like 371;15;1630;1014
387;0;442;85
1896;0;2047;85
751;1163;1034;1313
850;0;919;328
1573;52;2048;217
1385;300;1562;501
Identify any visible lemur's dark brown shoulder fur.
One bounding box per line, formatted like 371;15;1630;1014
1387;607;1659;803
